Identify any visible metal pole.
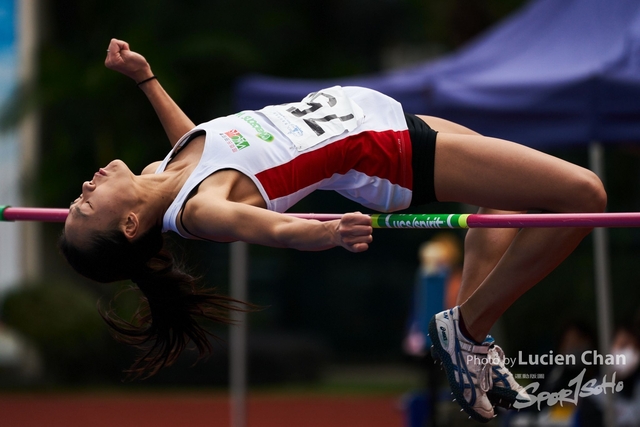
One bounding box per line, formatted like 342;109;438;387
229;242;248;427
589;141;615;427
18;0;41;282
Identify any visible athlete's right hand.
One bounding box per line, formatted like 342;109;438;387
104;38;153;83
337;212;373;253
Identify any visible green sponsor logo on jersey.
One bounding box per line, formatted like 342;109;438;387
224;129;250;151
237;112;274;142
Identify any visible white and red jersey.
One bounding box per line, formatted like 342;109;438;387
157;86;412;237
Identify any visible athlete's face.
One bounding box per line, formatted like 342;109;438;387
64;159;137;247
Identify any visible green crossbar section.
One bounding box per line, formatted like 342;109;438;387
370;213;470;229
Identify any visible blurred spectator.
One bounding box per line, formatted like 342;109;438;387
401;233;462;427
500;320;597;427
543;320;598;395
578;323;640;427
403;232;462;356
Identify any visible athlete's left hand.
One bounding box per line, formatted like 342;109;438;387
337;212;373;252
104;38;153;83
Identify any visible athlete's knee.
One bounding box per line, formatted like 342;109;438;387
573;169;607;213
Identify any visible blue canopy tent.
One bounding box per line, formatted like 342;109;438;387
232;1;640;422
235;0;640;148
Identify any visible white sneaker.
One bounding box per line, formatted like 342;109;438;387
484;343;530;409
428;307;494;422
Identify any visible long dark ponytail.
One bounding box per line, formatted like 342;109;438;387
59;225;251;379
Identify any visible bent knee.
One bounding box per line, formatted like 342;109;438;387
573;170;607;213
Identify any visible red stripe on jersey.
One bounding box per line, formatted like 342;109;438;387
256;129;412;201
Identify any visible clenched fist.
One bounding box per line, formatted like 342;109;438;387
337;212;373;252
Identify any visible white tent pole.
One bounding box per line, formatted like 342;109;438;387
229;242;248;427
588;141;615;427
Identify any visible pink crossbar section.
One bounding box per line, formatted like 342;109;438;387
467;212;640;228
287;213;344;221
1;209;345;223
3;207;70;222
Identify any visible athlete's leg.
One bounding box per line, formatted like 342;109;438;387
418;118;556;419
457;207;521;305
432;131;606;342
418;116;524;308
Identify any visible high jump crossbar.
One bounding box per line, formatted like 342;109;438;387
3;205;640;229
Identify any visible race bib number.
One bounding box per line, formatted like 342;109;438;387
260;86;365;151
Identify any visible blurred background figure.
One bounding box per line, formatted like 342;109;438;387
404;232;463;357
402;232;462;427
505;320;597;427
577;320;640;427
544;321;598;396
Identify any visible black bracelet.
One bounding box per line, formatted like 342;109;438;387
137;75;157;86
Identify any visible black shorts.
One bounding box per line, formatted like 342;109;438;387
405;113;438;205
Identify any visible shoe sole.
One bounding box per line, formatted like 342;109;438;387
428;316;492;423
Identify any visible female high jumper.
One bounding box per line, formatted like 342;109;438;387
59;39;606;422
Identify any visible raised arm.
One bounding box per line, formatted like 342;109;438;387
104;38;194;147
